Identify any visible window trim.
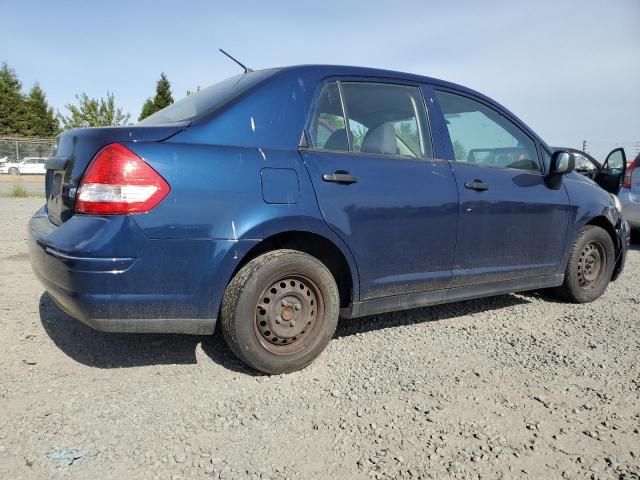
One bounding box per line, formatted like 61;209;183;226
303;77;435;161
336;81;352;152
434;87;543;173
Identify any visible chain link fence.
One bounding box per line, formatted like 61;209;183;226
0;137;55;163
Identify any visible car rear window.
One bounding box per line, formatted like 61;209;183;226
139;68;280;125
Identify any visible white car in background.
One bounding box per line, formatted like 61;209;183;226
0;157;47;175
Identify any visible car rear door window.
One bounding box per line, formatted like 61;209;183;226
341;82;431;158
435;90;539;171
310;82;349;152
309;81;432;158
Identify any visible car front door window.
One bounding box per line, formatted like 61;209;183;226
435;90;539;171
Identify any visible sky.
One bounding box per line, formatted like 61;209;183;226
2;0;639;159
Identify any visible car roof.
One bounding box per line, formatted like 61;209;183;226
275;65;549;151
280;64;500;107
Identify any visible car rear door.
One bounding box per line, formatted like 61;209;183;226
300;80;459;300
433;89;570;287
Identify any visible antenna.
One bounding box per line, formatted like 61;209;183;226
219;49;253;73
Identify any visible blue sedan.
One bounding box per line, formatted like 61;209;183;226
28;65;629;373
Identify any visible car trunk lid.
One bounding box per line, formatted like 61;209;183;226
46;123;186;225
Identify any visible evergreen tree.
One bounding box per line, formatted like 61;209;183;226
138;72;174;121
452;140;467;161
59;92;130;129
25;83;60;137
138;98;155;121
0;62;29;136
154;72;173;110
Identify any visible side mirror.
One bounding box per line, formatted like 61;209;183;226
549;151;575;176
546;151;575;188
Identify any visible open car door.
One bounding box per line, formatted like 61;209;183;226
596;148;627;194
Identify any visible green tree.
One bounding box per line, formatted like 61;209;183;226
59;92;130;129
453;140;467;161
139;98;155;121
154;72;173;109
0;62;29;135
25;83;60;137
138;72;174;121
396;121;421;155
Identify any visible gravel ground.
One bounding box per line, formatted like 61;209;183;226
1;197;639;480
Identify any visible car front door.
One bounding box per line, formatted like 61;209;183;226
573;151;601;181
301;80;459;300
433;89;571;287
596;148;626;194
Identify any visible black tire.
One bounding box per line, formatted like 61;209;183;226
9;167;19;176
221;249;339;374
554;225;615;303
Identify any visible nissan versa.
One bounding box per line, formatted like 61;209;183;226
28;65;630;374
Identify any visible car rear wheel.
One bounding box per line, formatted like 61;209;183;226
555;225;615;303
221;249;339;374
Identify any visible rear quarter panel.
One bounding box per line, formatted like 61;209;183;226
125;144;359;312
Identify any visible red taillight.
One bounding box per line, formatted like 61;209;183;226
75;143;170;215
622;159;637;189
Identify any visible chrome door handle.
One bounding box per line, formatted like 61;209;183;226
322;173;358;184
464;180;488;191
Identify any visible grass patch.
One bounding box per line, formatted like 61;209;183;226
8;181;29;198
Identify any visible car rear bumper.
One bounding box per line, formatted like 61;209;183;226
619;189;640;229
28;206;256;334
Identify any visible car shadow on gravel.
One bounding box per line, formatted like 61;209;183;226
38;293;256;374
40;291;532;372
335;294;531;338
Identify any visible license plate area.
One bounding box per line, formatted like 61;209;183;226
46;171;65;225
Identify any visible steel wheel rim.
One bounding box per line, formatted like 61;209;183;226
254;274;325;355
577;241;606;290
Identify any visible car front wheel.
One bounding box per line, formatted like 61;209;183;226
555;225;615;303
221;249;340;374
9;167;19;175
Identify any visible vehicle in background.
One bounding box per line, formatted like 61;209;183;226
0;157;11;174
554;147;627;195
0;157;47;175
0;161;15;174
619;152;640;231
28;65;630;374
